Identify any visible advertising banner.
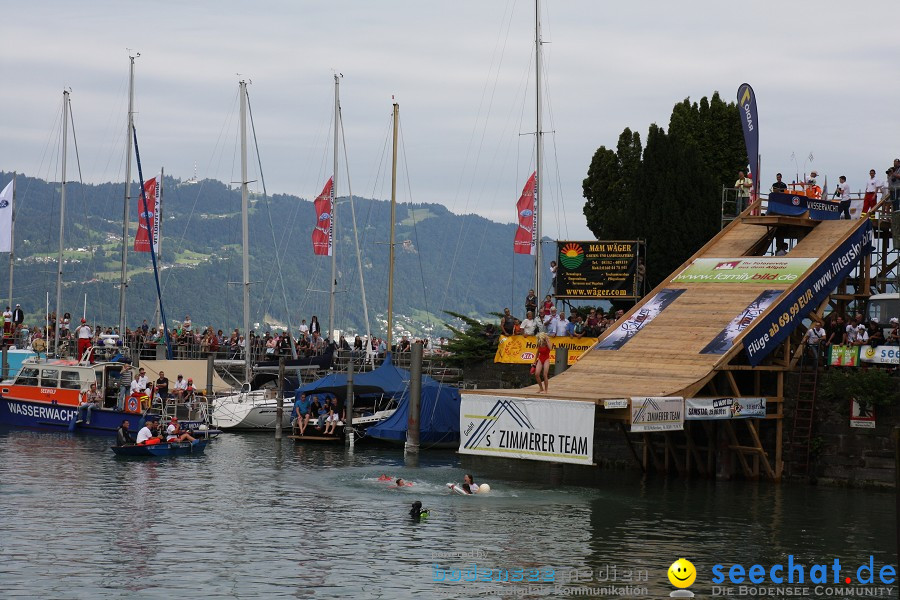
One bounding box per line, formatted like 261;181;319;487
513;172;536;256
596;288;685;351
459;394;594;464
737;83;759;194
685;397;767;420
671;257;815;285
494;335;598;365
744;220;874;366
767;192;842;220
134;177;160;253
829;345;860;367
850;398;876;429
0;179;13;253
700;290;782;354
555;240;640;299
630;396;684;433
311;177;334;256
859;345;900;365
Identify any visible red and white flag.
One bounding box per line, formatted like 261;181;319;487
311;177;334;256
513;171;536;255
134;176;160;253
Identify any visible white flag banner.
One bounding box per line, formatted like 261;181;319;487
0;180;14;253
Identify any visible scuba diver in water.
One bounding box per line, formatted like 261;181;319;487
409;501;429;521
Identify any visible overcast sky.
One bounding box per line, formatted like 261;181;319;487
2;1;898;241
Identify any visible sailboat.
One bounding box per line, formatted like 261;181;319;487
213;77;384;431
0;89;149;434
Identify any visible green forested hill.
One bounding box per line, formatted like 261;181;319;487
0;172;547;337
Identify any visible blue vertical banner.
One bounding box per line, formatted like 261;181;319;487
737;83;759;195
743;220;874;366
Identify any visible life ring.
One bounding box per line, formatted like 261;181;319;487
127;396;139;413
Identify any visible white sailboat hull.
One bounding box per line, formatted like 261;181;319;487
211;391;291;430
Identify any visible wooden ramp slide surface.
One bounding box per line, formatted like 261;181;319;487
478;214;861;403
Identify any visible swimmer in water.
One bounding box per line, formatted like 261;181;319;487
377;474;392;482
462;473;479;494
396;478;412;487
409;501;429;520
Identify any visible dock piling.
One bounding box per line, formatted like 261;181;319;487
275;356;285;440
346;356;355;446
406;342;423;453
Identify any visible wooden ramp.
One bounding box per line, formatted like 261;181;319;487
481;209;863;403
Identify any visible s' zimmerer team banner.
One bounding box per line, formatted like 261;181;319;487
744;220;874;366
494;335;598;365
460;394;594;464
631;397;683;432
700;290;781;355
596;288;685;350
556;240;639;299
311;176;334;256
671;257;816;285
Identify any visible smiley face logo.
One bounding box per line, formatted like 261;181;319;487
668;558;696;588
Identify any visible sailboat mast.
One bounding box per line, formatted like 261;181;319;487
119;54;136;338
240;80;251;382
387;102;399;354
54;91;70;356
534;0;543;298
155;167;164;330
329;74;339;343
8;172;16;308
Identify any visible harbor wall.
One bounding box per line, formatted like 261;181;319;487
793;386;899;488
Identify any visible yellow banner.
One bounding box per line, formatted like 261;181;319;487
494;335;598;365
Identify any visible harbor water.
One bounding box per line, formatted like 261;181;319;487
0;428;895;599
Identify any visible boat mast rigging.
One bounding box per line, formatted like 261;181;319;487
119;53;137;342
240;80;251;383
386;101;399;354
54;91;70;357
534;0;544;298
329;74;339;343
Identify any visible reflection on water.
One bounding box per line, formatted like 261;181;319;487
0;428;895;598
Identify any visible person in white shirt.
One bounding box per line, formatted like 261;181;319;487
863;169;883;214
75;318;93;361
2;306;12;338
520;311;540;336
553;311;569;337
135;420;159;445
803;321;826;364
132;368;149;393
172;374;188;402
837;176;852;219
165;417;195;443
543;306;558;332
844;321;858;345
853;324;869;346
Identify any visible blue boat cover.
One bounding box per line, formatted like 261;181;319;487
296;353;438;401
367;381;461;446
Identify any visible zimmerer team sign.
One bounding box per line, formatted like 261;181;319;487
556;241;639;299
459;394;595;464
